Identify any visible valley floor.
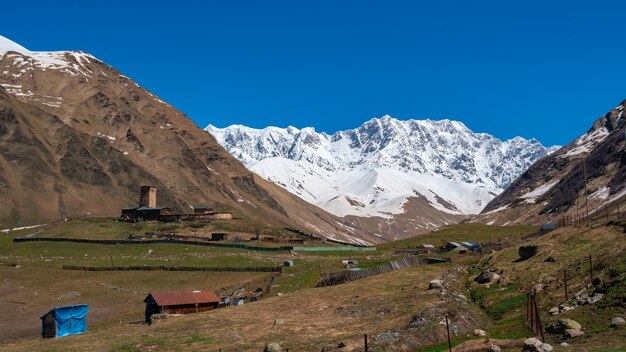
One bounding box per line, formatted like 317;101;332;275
1;219;625;351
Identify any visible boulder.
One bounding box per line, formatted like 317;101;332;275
264;343;282;352
587;293;603;304
611;317;625;327
518;245;539;260
564;329;584;338
475;271;497;284
544;256;557;262
429;279;444;289
474;329;486;337
522;337;553;352
487;345;501;352
547;319;582;334
548;307;559;316
492;273;502;283
560;342;569;347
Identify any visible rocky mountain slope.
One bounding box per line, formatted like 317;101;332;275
207;118;557;239
477;99;626;225
0;35;379;245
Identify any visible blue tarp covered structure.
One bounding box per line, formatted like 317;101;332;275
40;304;88;338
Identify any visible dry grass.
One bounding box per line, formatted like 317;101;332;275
0;265;451;351
471;222;626;352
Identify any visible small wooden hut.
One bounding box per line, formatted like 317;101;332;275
144;290;220;323
40;304;88;338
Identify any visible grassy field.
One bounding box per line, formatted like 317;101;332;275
378;223;537;251
2;218;625;351
0;263;455;352
468;222;626;351
0;219;395;343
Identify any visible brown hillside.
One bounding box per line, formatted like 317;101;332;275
475;100;626;225
0;46;378;244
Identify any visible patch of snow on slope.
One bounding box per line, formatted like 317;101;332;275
520;180;559;203
1;224;46;233
482;204;511;215
564;127;609;157
590;186;610;200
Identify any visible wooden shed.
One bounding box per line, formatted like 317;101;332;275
211;233;228;241
40;304;88;338
193;205;211;214
419;244;436;254
144;290;220;323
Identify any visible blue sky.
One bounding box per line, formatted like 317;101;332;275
3;1;625;146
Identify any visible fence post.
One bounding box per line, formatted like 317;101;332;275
589;254;593;282
445;315;452;352
563;269;569;301
532;288;545;342
364;334;368;352
526;290;531;329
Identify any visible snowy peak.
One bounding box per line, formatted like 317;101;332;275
206;116;557;223
0;35;98;76
0;35;30;56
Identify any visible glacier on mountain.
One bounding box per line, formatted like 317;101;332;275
207;116;557;219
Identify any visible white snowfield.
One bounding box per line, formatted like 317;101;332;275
563;126;609;157
207;116;558;218
0;35;96;75
520;180;560;204
1;224;46;233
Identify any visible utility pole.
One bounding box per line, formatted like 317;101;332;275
583;158;589;225
589;254;594;282
576;189;580;225
445;315;452;352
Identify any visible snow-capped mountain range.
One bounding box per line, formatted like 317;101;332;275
206;117;559;226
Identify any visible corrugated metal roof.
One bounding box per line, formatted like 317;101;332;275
448;242;461;247
421;244;435;248
147;290;220;306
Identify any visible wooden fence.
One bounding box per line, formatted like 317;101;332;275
14;237;292;251
525;287;545;341
62;265;283;273
316;256;429;287
555;199;624;227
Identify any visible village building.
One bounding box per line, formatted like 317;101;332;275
143;290;220;323
443;242;469;254
539;223;557;235
462;241;481;252
211;233;228;241
192;205;211;214
342;259;359;267
419;244;436;254
121;186;232;222
40;304;88;338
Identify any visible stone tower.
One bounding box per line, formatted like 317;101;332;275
139;186;157;208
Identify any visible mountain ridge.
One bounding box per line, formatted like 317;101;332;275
476;99;626;225
206;116;558;239
0;35;379;245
